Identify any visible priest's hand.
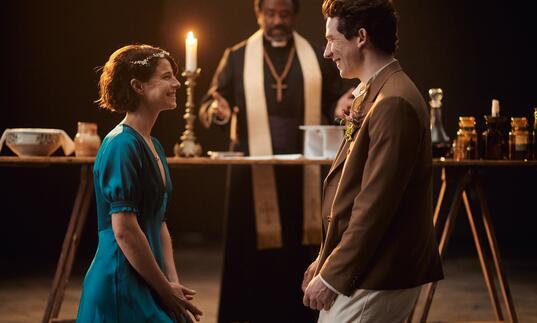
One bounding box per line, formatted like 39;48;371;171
211;91;231;121
303;275;337;311
334;87;354;121
302;258;319;292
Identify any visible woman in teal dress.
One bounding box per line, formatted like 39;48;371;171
77;44;202;323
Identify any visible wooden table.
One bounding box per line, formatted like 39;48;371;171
1;157;534;323
0;156;331;323
409;159;537;323
0;157;95;323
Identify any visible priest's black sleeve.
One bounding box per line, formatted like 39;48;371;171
199;48;235;128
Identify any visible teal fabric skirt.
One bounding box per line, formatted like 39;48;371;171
76;229;174;323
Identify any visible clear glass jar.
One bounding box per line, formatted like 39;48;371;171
74;122;101;157
454;116;478;160
509;117;529;160
482;115;508;160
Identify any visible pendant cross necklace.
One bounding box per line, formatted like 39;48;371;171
263;45;296;103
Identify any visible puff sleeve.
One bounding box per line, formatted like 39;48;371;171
98;134;142;216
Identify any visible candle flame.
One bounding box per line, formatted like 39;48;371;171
187;31;195;40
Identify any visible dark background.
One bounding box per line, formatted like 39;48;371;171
1;0;536;274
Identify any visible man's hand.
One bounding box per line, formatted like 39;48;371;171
334;87;354;121
303;275;337;311
211;91;231;121
302;258;319;292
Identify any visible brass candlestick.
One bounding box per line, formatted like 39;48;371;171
174;68;202;157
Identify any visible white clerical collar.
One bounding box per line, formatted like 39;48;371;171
271;40;288;47
352;58;397;98
263;34;292;48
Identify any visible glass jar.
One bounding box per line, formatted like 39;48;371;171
74;122;101;157
454;116;478;160
482;115;508;160
509;117;529;160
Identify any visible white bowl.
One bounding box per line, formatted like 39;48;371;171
1;128;65;157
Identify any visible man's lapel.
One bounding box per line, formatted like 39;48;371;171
324;92;362;183
363;60;402;105
323;61;403;186
323;138;350;194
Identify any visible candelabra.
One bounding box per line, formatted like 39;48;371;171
174;68;202;157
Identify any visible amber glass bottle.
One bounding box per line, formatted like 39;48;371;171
509;117;529;160
532;108;537;160
454;116;478;160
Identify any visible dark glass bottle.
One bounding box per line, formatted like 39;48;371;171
428;88;451;158
482;100;508;160
509;117;529;160
483;115;509;159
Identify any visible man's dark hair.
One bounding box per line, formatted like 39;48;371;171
322;0;398;54
255;0;300;14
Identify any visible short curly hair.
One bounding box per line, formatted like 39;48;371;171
255;0;300;13
322;0;398;55
96;44;178;113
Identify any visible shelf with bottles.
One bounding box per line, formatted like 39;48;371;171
428;92;536;161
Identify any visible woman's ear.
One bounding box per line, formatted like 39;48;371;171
130;78;144;95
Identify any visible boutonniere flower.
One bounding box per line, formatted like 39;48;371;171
344;120;356;142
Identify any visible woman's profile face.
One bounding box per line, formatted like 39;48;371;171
139;58;181;111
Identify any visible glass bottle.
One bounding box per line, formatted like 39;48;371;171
74;122;101;157
508;117;529;160
454;116;478;160
482;100;508;160
533;108;537;160
428;88;451;158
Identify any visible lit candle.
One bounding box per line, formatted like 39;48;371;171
185;31;197;72
491;99;500;117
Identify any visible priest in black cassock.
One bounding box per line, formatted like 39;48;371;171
199;0;351;322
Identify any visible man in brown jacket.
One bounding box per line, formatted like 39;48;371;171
302;0;443;321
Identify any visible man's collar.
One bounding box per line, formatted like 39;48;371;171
262;34;294;48
353;59;399;98
352;82;367;98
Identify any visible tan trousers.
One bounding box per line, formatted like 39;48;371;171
318;286;421;323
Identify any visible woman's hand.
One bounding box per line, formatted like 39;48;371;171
159;283;202;323
170;282;197;301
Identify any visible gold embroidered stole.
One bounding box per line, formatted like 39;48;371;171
243;30;322;249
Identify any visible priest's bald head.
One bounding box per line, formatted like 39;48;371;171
255;0;300;44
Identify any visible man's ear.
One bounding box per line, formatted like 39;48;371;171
130;79;144;95
356;28;368;48
255;9;263;27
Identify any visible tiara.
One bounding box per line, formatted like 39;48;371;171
130;50;170;66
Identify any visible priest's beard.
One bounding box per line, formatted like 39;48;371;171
265;29;292;47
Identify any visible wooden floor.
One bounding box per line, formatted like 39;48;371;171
1;243;535;323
